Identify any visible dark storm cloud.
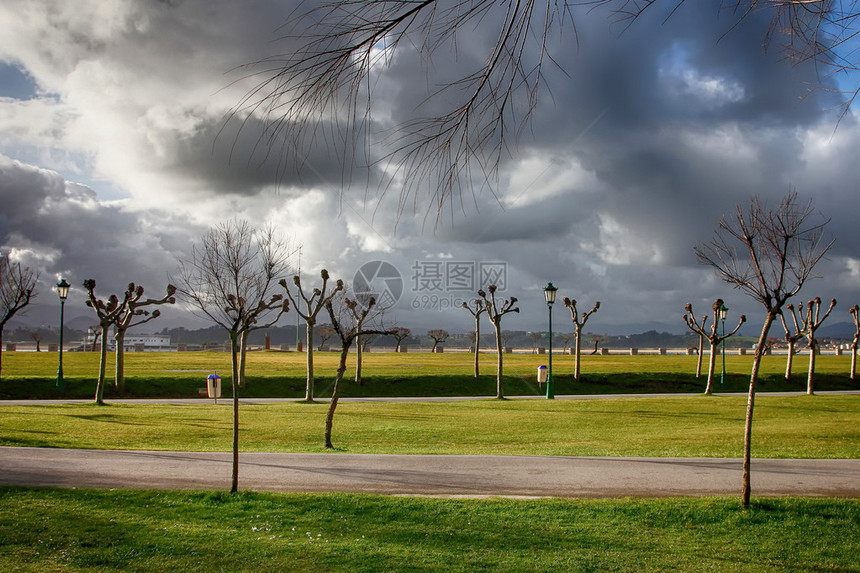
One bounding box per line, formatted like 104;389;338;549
2;1;858;334
0;155;198;301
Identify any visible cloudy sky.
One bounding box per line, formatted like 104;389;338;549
1;0;858;336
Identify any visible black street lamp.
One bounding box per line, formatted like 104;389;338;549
543;282;558;399
56;279;70;391
719;302;728;387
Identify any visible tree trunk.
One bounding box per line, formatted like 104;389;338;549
785;341;795;380
238;330;248;388
354;334;362;384
494;324;504;399
806;339;816;395
696;334;703;378
230;332;240;493
325;344;350;449
305;321;315;401
574;324;583;380
743;311;777;508
0;329;4;377
114;329;126;392
473;319;480;378
851;344;857;380
704;340;717;395
94;325;110;404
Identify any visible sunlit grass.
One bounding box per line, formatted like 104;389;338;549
0;489;857;572
1;351;857;399
1;395;857;457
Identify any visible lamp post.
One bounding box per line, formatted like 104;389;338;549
719;303;728;387
56;279;70;391
543;282;558;399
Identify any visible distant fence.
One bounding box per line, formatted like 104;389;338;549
4;342;853;356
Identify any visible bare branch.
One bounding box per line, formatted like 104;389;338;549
232;1;860;218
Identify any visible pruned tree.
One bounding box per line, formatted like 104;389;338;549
111;282;176;392
390;326;411;352
559;332;574;355
281;269;344;402
88;325;102;352
234;1;860;220
850;305;860;380
478;285;519;399
528;332;542;354
589;335;604;355
801;297;836;395
324;293;392;449
683;300;746;395
563;298;600;381
174;219;292;493
316;324;336;351
427;328;449;352
461;298;486;377
29;331;41;351
779;303;807;380
0;253;38;376
694;192;832;507
83;279;129;404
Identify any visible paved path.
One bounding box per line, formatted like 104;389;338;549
2;447;859;498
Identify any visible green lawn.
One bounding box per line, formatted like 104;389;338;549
1;350;857;399
1;489;857;572
1;352;857;571
1;395;857;457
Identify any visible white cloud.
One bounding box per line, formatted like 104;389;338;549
1;1;858;334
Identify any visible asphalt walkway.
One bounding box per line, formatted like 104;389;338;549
2;447;859;498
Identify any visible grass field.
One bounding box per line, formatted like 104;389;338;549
0;395;857;457
1;489;858;572
1;352;858;571
1;350;858;399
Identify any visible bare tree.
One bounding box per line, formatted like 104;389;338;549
559;332;574;355
174;219;292;493
478;285;519;399
801;297;837;395
563;298;600;381
779;303;807;380
427;328;449;352
390;326;411;352
111;282;176;392
88;325;101;352
683;299;746;395
589;334;604;355
316;324;336;351
281;269;344;402
850;305;860;380
83;279;129;404
324;294;392;449
461;299;486;377
694;192;832;507
0;254;38;376
29;331;42;351
234;1;860;218
528;332;543;354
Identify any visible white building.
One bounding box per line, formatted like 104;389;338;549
86;329;174;352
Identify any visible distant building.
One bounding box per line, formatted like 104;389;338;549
85;329;174;352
